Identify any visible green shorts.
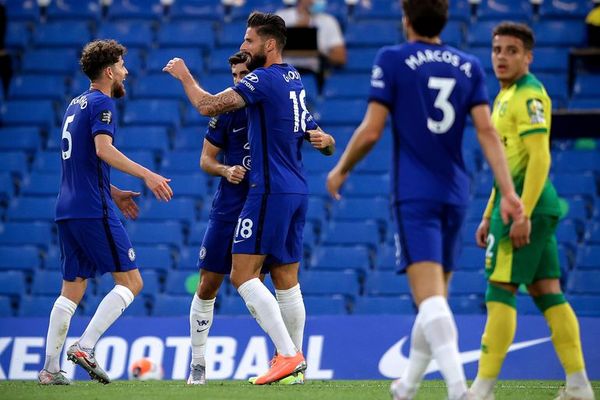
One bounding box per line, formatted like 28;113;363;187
485;215;561;285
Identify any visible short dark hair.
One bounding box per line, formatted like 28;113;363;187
492;22;535;50
402;0;448;38
247;11;287;50
80;39;126;81
228;51;250;67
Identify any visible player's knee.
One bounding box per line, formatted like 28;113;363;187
527;278;561;297
198;280;219;299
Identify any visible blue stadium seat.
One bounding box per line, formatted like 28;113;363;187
356;150;391;173
165;271;196;295
535;73;568;107
107;0;161;20
302;149;339;174
177;246;202;270
127;222;184;247
306;196;328;223
517;294;541;315
146;48;204;75
555;150;600;173
316;99;366;126
158;22;215;49
34;22;90;47
184;103;213;126
352;0;402;19
331;197;390;221
115;126;169;152
207;47;241;72
0;127;42;152
134;245;172;272
457;246;485;270
323;74;371;99
322;221;380;247
540;0;591;19
167;174;208;198
217;21;247;47
374;244;398;270
173;126;207;150
573;75;600;99
168;0;221;21
556;219;580;245
301;270;360;298
218;295;248;315
121;150;156;170
0;246;40;271
0;271;26;296
6;21;31;49
0;172;13;200
21;172;60;197
304;295;347;315
123;100;181;128
188;222;209;247
567;295;600;317
0;296;14;317
152;295;191;316
342;173;389;197
9;75;66;101
476;0;532;20
95;274;116;296
553;173;597;198
304;221;317;249
567;270;600;294
69;73;92;98
353;296;414;314
311;245;371;271
307;173;330;197
450;271;487;295
467;21;498;47
47;0;100;21
345;22;400;47
196;72;234;94
0;222;53;248
133;74;188;100
585;222;600;244
96;21;153;49
344;48;379;72
5;1;39;22
18;296;56;317
44;246;61;270
449;295;485;314
532;48;569;73
441;21;464;47
534;21;586;46
161;150;204;173
139;270;160;297
0;152;28;176
365;271;411;296
1;100;56;129
7;197;56;221
568;98;600;110
575;245;600;270
467;198;491;222
563;197;590;221
110;170;144;194
31;270;62;295
142;198;196;222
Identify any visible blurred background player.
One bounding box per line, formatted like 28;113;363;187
188;51;334;385
469;22;595;400
326;1;522;399
164;12;334;385
38;39;173;385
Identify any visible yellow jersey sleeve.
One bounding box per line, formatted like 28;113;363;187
514;87;551;138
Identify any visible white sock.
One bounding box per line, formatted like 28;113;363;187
190;294;215;366
79;285;134;349
470;377;496;398
566;370;591;389
43;296;77;373
419;296;467;400
275;284;306;353
238;278;297;357
397;312;432;398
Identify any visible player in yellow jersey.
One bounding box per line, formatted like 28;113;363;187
469;23;595;400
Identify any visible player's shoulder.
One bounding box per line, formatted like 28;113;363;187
451;46;482;65
514;73;548;98
208;111;233;129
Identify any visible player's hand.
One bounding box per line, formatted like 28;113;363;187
225;165;246;184
307;129;334;150
326;166;348;200
475;218;490;248
112;189;141;220
162;58;190;81
509;216;531;248
144;171;173;202
500;191;523;225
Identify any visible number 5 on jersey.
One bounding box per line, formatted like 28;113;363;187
61;115;75;160
235;218;254;242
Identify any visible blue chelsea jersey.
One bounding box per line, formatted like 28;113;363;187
233;64;318;195
205;109;251;222
369;42;489;205
55;89;119;221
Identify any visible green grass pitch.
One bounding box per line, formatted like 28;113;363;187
1;380;599;400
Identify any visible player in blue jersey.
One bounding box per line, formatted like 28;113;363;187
326;1;522;399
164;12;334;385
38;40;173;386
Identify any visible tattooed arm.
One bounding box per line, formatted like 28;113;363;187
163;57;246;117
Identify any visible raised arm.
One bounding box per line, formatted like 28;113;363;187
200;139;246;184
163;58;246;117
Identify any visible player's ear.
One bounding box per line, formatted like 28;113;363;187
105;65;114;80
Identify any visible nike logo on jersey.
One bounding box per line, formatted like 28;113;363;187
233;127;245;133
378;336;551;378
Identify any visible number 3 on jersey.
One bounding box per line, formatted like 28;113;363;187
61;114;75;160
427;77;456;134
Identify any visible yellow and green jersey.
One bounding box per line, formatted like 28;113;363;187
490;73;561;217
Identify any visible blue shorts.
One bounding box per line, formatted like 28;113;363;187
57;218;137;281
392;200;467;273
197;218;273;275
232;194;307;265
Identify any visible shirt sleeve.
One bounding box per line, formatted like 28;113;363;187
317;15;345;53
233;68;270;106
90;96;116;138
515;88;550;137
205;113;230;149
368;47;394;109
469;58;490;109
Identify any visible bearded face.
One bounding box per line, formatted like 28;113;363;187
245;46;267;71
